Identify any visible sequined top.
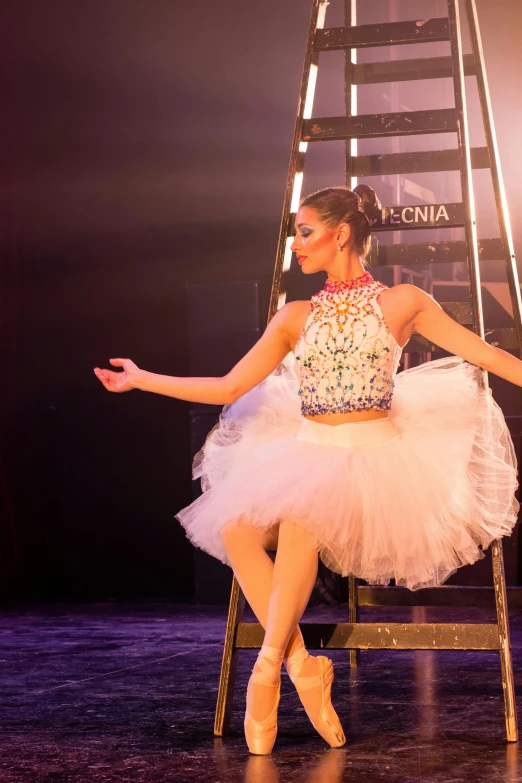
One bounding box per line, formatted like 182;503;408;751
293;272;403;416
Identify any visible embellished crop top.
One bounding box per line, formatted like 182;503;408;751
293;272;403;416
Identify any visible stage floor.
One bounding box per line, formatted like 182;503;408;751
0;602;521;782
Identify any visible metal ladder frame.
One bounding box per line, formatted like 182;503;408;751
214;0;521;742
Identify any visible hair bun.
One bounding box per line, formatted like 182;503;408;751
353;184;382;221
299;183;382;261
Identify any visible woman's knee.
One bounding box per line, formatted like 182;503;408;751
220;519;278;551
220;520;240;547
278;519;317;548
220;518;256;547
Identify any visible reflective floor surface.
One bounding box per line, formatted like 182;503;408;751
1;602;521;782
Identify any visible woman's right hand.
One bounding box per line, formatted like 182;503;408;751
94;358;140;393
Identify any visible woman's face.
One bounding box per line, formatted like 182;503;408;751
291;205;345;275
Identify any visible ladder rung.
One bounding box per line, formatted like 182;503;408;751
438;301;472;324
358;586;507;608
302;109;457;142
315;18;450;51
483;328;519;351
373;238;503;266
352;147;489;177
352;53;476;84
235;621;500;651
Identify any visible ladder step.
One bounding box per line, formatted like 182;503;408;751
302;109;457;142
359;586;508;608
373;238;503;266
483;328;519;351
353;53;476;85
439;301;472;325
352;147;489;177
315;18;450;51
235;621;500;650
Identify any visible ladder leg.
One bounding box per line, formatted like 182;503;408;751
447;0;484;343
464;0;522;355
348;575;360;668
214;576;246;737
491;538;518;742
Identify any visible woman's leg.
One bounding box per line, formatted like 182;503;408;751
220;520;306;656
262;520;339;730
262;520;319;652
220;521;306;720
222;519;339;731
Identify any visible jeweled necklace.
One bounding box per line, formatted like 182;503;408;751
323;271;374;294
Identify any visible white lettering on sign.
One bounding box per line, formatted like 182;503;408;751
435;204;449;221
378;205;452;226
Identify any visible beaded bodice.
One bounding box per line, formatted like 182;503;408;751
293;272;403;416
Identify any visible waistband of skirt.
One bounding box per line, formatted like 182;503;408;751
296;416;401;449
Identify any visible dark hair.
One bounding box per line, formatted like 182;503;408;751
299;184;381;260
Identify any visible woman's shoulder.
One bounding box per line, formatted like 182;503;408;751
280;298;312;313
277;299;313;325
378;283;419;337
268;299;311;331
380;282;418;308
275;299;313;349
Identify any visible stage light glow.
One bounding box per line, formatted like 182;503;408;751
283;236;294;272
303;64;318;120
350;1;358;190
291;171;304;213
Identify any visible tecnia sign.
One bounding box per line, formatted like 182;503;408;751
370;203;460;230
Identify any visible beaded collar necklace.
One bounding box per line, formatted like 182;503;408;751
323;271;374;294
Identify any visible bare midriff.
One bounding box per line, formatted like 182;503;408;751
305;409;389;425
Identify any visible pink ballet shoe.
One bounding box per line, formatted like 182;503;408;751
285;648;346;748
244;645;284;755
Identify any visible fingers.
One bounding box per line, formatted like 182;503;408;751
93;367;121;390
94;367;114;381
94;359;132;392
94;369;110;388
93;360;131;393
94;365;124;380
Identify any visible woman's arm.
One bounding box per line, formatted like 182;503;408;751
411;285;522;387
94;304;294;404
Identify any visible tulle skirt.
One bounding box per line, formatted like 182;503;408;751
175;354;520;591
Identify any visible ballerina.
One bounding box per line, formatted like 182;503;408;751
94;183;519;755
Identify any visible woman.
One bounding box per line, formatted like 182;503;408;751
94;184;520;756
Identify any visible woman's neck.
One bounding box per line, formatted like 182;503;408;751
326;253;366;283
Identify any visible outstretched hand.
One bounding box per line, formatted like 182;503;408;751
94;359;140;393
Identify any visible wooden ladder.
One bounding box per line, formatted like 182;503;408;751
214;0;521;742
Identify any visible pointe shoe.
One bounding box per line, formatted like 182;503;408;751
244;645;284;755
285;649;346;748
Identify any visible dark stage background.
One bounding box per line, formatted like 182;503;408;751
1;0;522;601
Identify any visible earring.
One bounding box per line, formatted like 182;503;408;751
337;243;342;251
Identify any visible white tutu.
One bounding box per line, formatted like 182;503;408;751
175;354;519;591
